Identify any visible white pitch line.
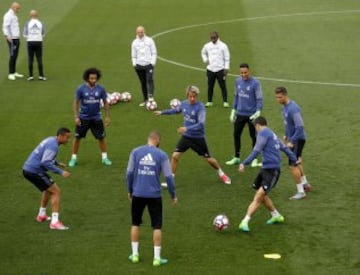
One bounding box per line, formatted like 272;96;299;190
154;10;360;88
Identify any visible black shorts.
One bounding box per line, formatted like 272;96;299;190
23;170;54;192
174;136;211;158
75;119;106;139
288;139;306;164
252;169;280;194
131;196;163;229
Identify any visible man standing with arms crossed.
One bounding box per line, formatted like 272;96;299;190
131;26;157;106
226;63;263;167
127;131;177;266
2;2;24;80
275;86;312;200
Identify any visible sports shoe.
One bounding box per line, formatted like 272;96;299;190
36;215;51;222
226;157;240;165
14;72;24;78
38;76;47;81
223;102;230;108
27;76;34;81
102;158;112;166
289;192;306;200
68;158;77;167
139;102;146;107
239;221;250;232
303;183;313;192
266;215;285;225
8;74;15;80
128;254;139;263
251;158;262;167
50;221;69;230
220;174;231;185
205;102;213;107
153;258;168;266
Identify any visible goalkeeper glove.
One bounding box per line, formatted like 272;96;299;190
229;109;236;123
250;110;261;120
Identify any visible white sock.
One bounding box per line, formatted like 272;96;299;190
296;183;305;193
301;175;308;184
154;246;161;260
51;212;59;224
38;207;47;216
217;168;224;177
101;152;108;160
271;210;280;217
131;242;139;256
242;215;251;223
71;154;77;160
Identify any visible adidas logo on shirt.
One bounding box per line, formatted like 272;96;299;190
140;153;156;166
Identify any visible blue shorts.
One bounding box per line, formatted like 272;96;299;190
75;118;105;140
23;170;54;192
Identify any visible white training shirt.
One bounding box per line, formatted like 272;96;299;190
23;19;45;42
201;39;230;72
2;8;20;38
131;35;157;66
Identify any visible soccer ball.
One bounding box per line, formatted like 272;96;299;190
111;91;121;102
121;91;132;102
146;99;157;111
170;98;181;109
213;214;229;231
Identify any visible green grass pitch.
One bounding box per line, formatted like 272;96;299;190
0;0;359;274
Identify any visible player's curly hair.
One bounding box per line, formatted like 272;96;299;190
83;67;102;81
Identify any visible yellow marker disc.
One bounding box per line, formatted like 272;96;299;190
264;253;281;259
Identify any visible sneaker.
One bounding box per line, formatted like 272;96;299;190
303;183;313;192
220;174;231;185
251;158;262;167
153;258;168;266
289;192;306;200
8;74;15;80
223;102;230;108
68;158;77;167
225;157;240;165
205;102;213;107
239;221;250;232
266;215;285;225
128;254;139;264
139;102;146;107
102;158;112;166
27;76;34;81
36;215;51;222
50;221;69;230
38;76;47;81
14;72;24;78
161;182;168;188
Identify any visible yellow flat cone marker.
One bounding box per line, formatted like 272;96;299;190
264;253;281;259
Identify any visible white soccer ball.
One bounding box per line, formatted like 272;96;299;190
170;98;181;109
213;214;229;231
111;91;121;102
121;91;132;102
146;99;157;111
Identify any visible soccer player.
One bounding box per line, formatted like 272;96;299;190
154;85;231;185
226;63;263;167
126;131;177;266
275;86;312;200
68;67;112;167
22;127;71;230
2;2;24;80
131;25;157;106
238;117;298;232
201;31;230;107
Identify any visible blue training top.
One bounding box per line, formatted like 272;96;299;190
161;100;206;138
23;137;64;175
242;127;297;169
282;100;306;143
75;83;108;120
126;144;176;199
233;76;263;116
